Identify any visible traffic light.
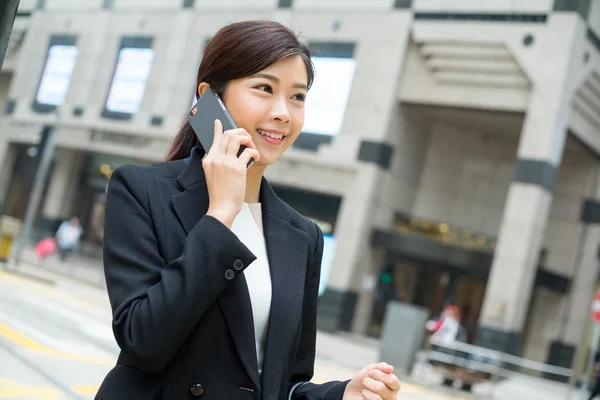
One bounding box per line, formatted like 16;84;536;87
380;272;392;284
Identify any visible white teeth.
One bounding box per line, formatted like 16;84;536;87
258;130;283;140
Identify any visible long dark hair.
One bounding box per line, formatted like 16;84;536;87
166;20;314;161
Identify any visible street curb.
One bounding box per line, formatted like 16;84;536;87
0;263;56;286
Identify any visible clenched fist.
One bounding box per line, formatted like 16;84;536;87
343;363;401;400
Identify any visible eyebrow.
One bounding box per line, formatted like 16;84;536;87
252;72;308;90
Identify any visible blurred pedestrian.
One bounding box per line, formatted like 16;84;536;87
431;305;465;345
55;217;82;262
96;20;401;400
426;301;456;333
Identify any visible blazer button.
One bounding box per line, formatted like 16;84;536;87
190;383;205;397
225;269;235;280
233;259;244;271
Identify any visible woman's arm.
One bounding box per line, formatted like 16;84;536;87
104;164;256;374
288;222;349;400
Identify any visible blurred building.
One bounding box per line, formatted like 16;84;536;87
1;0;600;373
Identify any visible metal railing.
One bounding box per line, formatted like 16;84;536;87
418;337;573;398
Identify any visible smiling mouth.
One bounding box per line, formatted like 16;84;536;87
257;129;285;140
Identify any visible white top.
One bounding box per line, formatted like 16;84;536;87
230;202;272;375
431;317;465;344
56;221;82;249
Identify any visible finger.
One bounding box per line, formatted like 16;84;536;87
215;128;236;155
369;370;401;392
212;119;224;151
226;135;255;158
238;148;260;166
361;389;383;400
363;377;390;396
372;362;394;374
226;128;256;149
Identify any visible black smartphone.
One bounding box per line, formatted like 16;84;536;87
188;87;248;160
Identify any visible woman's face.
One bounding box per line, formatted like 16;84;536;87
201;55;309;166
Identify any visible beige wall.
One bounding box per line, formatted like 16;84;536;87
522;140;599;362
411;116;520;237
543;142;598;277
378;105;431;225
522;287;564;362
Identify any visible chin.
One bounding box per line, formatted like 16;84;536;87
255;152;281;167
256;157;277;167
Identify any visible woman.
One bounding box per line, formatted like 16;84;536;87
96;20;401;400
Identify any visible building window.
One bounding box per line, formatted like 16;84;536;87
102;36;155;121
32;35;79;113
278;0;293;8
103;0;114;9
36;0;45;9
293;41;356;151
183;0;195;8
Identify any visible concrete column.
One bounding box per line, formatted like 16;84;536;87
0;140;16;213
350;247;386;335
341;106;431;335
41;148;81;219
476;17;585;355
317;165;387;333
547;166;600;372
312;11;413;334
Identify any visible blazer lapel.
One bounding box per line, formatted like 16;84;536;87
259;179;309;400
170;148;261;390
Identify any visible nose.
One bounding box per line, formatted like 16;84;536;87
270;97;291;123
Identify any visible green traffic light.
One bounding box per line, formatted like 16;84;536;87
381;273;392;284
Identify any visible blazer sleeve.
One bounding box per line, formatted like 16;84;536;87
288;222;349;400
104;165;256;374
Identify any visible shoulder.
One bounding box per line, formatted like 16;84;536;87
109;159;186;192
107;159;186;206
112;159;186;183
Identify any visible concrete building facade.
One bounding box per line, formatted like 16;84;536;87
1;0;600;371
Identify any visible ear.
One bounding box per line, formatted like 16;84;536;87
197;82;210;97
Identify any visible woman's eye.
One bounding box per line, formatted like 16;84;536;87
255;84;273;93
292;93;306;102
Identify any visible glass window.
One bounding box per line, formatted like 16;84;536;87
294;42;356;151
102;37;154;120
32;35;79;113
303;42;356;137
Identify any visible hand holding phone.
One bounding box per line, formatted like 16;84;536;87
203;120;260;228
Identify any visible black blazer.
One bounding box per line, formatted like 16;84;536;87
95;148;348;400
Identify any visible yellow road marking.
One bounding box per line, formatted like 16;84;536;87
0;379;100;399
0;378;62;400
0;322;113;366
0;270;109;315
73;385;100;395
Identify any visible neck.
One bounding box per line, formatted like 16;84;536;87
245;163;266;203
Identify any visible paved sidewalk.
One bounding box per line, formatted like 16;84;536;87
2;249;575;400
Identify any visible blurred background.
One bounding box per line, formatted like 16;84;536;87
0;0;599;399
